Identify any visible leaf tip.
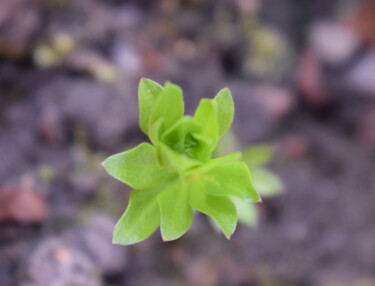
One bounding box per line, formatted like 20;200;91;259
161;235;171;242
100;156;114;173
112;237;123;245
101;158;110;171
139;77;147;86
139;77;149;83
112;236;136;246
219;87;232;96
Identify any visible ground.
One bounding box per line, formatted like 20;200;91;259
0;0;374;285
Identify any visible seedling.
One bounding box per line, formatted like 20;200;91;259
102;78;261;245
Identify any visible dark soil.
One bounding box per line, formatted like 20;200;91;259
0;0;374;285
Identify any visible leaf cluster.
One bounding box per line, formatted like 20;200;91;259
235;144;284;227
102;79;260;245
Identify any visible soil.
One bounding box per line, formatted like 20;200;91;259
0;0;374;285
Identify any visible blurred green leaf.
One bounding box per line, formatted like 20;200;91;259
231;197;259;227
242;144;274;168
251;168;283;197
214;130;238;157
213;88;234;138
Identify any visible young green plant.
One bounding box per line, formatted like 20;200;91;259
102;78;261;245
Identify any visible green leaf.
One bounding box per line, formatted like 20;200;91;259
113;187;161;245
194;99;218;150
186;133;213;162
102;143;176;190
138;78;163;135
251;168;283;197
184;152;242;176
205;152;242;171
158;181;193;241
161;117;202;154
161;117;213;162
231;197;259;227
210;152;241;165
148;118;164;145
214;129;238;157
212;88;234;137
242;144;274;168
156;142;201;174
200;162;260;202
150;82;184;134
189;179;237;238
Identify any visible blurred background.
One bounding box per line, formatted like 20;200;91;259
1;0;375;285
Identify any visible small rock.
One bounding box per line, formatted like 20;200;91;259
347;0;375;46
309;21;359;66
234;0;261;14
297;50;329;107
251;85;296;121
112;41;142;76
346;52;375;96
277;136;309;159
0;0;43;59
21;238;102;286
357;108;375;147
0;187;47;223
67;50;119;83
36;77;138;150
63;215;127;274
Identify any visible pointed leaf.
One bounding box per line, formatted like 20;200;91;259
102;143;176;190
201;162;260;202
113;187;161;245
189;180;237;238
138;78;163;135
158;181;193;241
150;82;184;134
212;88;234;137
194;99;218;150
